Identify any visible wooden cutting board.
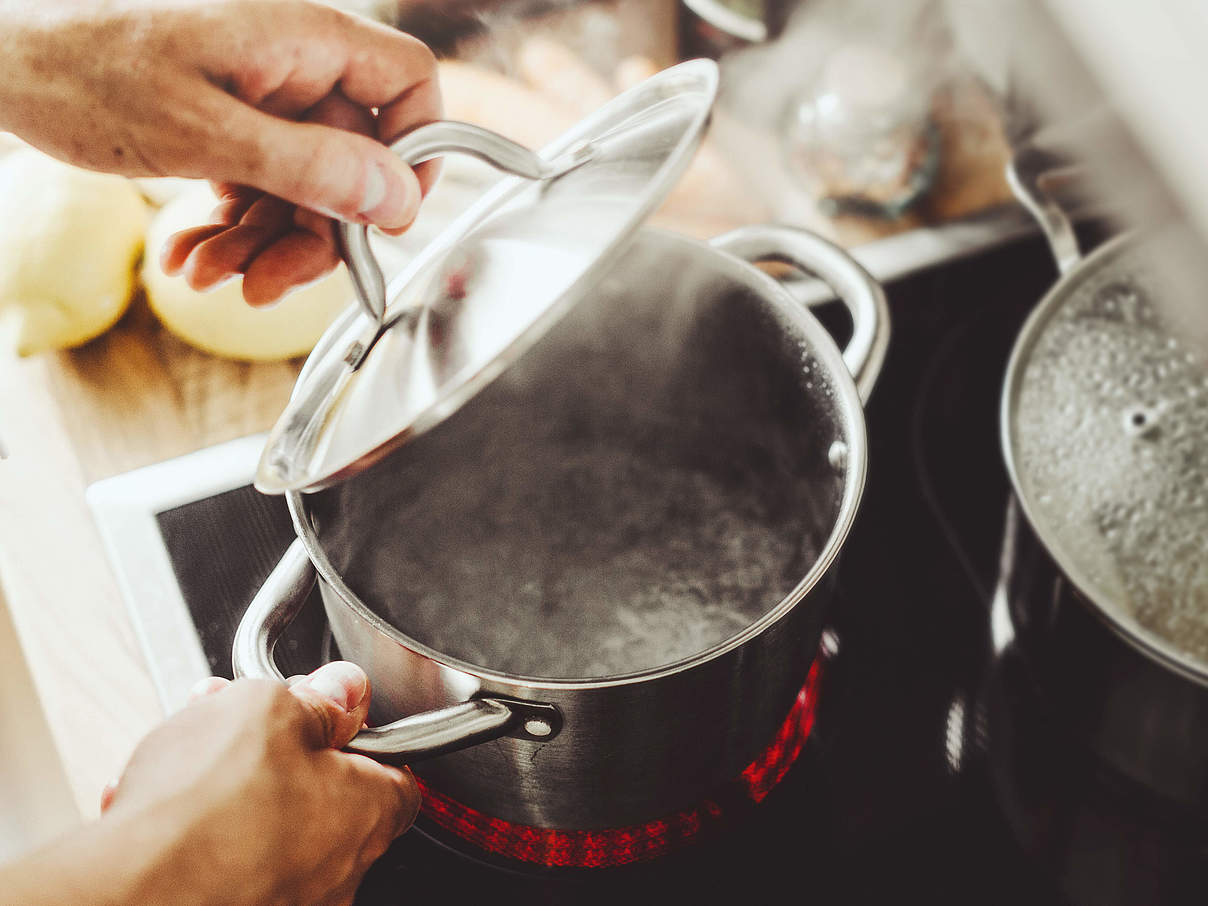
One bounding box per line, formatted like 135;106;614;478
0;294;303;815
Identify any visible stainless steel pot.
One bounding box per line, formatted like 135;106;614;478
998;150;1208;810
233;219;888;831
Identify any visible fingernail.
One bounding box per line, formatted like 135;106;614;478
100;778;119;813
402;767;422;826
186;676;228;703
304;661;368;712
359;162;418;230
187;677;214;700
359;163;388;217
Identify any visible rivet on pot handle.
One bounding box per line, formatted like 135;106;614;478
337;121;594;324
232;539;554;763
709;225;890;402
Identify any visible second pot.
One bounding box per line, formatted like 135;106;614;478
1001;150;1208;810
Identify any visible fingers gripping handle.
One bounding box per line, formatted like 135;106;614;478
337;121;592;323
232;538;544;762
709;226;890;402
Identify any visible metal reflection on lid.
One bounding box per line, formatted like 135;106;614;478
256;59;719;494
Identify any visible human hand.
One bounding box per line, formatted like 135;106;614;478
99;662;420;906
0;0;441;305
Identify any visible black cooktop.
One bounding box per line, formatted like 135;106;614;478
153;230;1208;905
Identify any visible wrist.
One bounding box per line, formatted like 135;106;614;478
0;803;203;906
99;793;284;906
88;804;206;906
0;9;48;138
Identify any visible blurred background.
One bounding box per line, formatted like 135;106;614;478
5;0;1204;360
335;0;1208;342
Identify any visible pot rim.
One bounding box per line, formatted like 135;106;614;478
1000;229;1208;687
286;227;870;692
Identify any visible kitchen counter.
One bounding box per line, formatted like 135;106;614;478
0;9;1019;815
0;304;302;815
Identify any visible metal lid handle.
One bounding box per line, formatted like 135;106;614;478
337;121;592;324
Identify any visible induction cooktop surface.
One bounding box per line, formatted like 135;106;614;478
88;211;1208;905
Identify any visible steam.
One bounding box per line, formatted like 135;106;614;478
718;0;963;129
398;0;628;76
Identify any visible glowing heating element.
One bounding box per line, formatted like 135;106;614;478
415;657;823;868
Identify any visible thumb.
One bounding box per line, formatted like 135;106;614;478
210;95;423;231
289;661;373;750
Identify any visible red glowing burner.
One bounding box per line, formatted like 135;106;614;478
415;657;823;869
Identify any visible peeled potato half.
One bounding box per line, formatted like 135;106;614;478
0;148;149;356
143;182;352;361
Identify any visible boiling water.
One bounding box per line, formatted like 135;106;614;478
312;277;839;680
1014;242;1208;667
327;423;820;678
316;386;828;679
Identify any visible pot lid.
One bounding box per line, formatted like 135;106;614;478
255;60;719;494
1004;226;1208;678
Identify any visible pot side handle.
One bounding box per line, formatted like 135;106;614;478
709;225;890;402
1005;144;1082;274
232;538;533;763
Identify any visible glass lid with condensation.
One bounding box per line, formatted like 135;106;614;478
256;60;719;495
1006;228;1208;677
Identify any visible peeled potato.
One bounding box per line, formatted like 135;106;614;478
0;148;149;356
143;183;352;361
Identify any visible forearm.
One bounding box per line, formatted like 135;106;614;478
0;3;37;135
0;0;178;176
0;3;86;148
0;806;208;906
